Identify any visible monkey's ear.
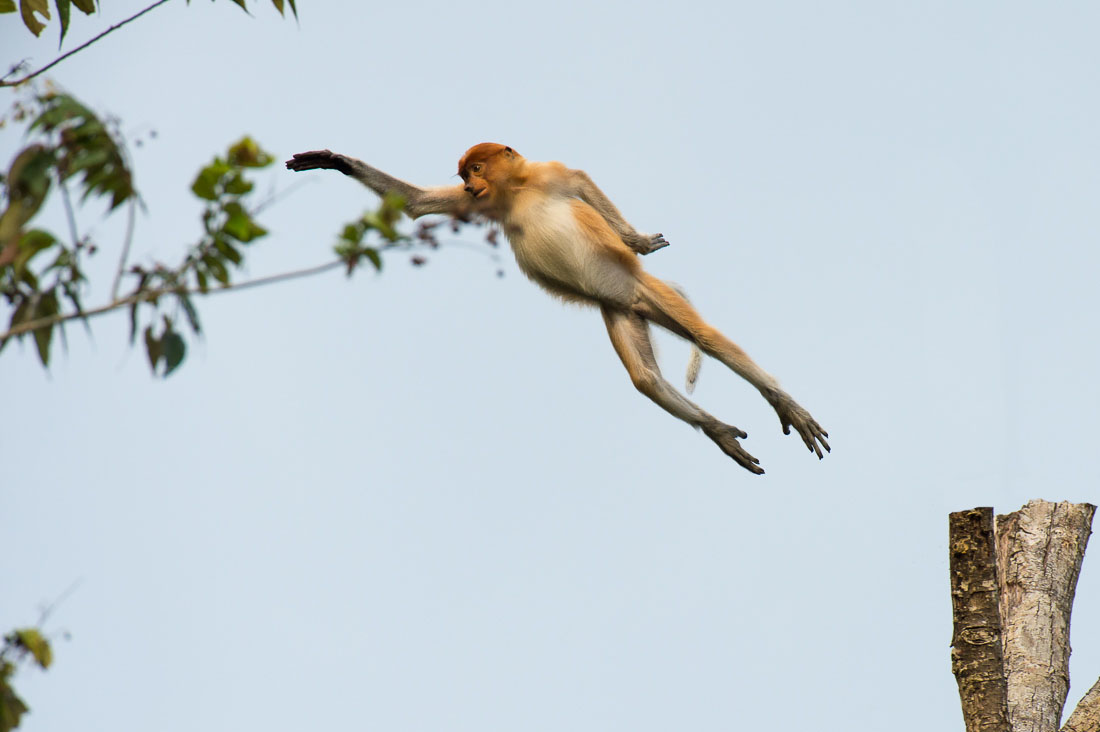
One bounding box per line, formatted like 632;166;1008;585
504;146;514;157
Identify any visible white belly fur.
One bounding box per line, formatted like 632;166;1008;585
503;197;635;305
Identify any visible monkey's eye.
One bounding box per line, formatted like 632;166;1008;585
470;163;484;174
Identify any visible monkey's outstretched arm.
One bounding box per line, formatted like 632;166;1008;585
566;169;668;255
286;150;472;219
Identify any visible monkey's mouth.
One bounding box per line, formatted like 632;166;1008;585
473;188;489;199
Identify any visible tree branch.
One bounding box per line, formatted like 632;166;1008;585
0;0;172;88
996;501;1095;732
1064;677;1100;732
1;258;346;341
110;197;138;301
950;507;1011;732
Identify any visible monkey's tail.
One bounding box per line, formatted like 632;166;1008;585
685;343;703;394
668;283;704;394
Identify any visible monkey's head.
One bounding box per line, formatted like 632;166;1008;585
458;143;522;201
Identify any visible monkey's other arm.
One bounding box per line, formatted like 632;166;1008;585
285;150;471;219
564;168;668;255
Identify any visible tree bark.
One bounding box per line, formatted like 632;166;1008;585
950;507;1011;732
995;501;1095;732
949;500;1096;732
1063;678;1100;732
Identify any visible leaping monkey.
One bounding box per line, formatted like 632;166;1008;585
286;144;828;474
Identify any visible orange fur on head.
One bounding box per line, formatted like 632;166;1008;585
457;143;519;177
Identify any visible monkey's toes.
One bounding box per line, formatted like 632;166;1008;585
793;419;830;459
645;234;669;254
704;424;764;475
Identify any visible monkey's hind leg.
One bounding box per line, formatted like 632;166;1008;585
635;273;830;459
601;307;764;474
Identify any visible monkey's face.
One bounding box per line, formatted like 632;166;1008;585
461;160;493;200
458;143;520;202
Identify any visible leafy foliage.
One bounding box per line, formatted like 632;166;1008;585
0;628;53;732
1;0;296;47
0;87;494;379
0;91;133;367
334;192;405;274
112;136;276;376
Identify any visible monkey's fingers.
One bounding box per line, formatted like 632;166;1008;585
642;233;669;255
285;150;351;175
703;424;764;475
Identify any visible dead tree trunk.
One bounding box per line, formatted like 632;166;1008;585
950;500;1097;732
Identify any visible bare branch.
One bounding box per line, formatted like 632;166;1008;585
0;0;173;88
950;507;1010;732
1;258;346;341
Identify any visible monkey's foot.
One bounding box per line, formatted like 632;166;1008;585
626;232;669;255
772;394;830;459
285;149;353;175
703;423;764;475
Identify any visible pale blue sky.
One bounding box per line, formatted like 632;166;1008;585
3;1;1100;730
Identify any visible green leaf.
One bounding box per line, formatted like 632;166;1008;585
212;235;242;264
360;211;400;243
54;0;69;47
31;95;136;210
229;0;246;10
8;296;31;331
65;147;109;178
1;146;55;240
226;137;273;168
0;665;29;732
127;271;149;343
28;94;84;132
270;0;282;14
161;329;185;377
13;229;57;275
143;325;162;373
13;629;52;669
203;254;229;286
0;0;17;13
70;0;93;12
222;210;265;243
363;248;382;271
19;0;49;36
285;0;296;18
339;223;364;245
222;173;253;195
31;290;58;366
190;160;232;202
177;293;201;335
128;302;139;344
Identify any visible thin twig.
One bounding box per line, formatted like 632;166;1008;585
0;0;173;88
111;197;137;300
36;579;84;628
59;178;80;247
2;258;347;340
250;178;311;217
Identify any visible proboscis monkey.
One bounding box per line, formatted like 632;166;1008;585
286;144;828;474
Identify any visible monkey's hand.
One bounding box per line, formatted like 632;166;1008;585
770;393;830;459
624;232;669;255
285;150;353;176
